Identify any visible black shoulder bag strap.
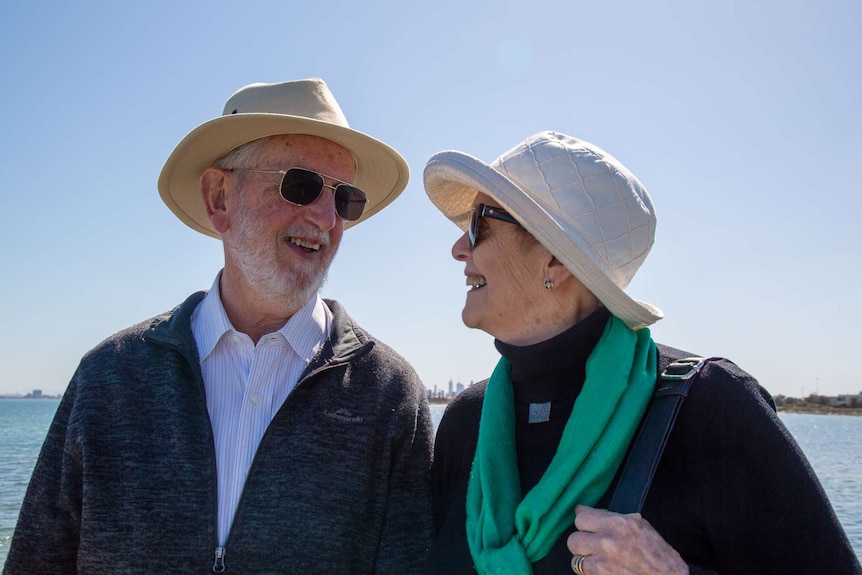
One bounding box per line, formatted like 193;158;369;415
607;356;710;514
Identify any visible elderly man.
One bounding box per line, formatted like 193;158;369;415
3;79;433;574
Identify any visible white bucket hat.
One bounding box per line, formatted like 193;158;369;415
159;78;409;237
424;130;663;329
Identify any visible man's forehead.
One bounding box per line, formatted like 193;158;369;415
261;134;355;165
263;133;343;150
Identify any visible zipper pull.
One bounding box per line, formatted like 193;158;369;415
212;546;226;573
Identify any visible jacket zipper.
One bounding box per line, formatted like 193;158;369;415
146;311;369;573
172;337;225;573
145;320;225;573
213;545;226;572
205;364;341;574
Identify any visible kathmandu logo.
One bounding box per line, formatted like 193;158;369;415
324;408;364;423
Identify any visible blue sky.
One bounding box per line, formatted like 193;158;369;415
1;0;860;399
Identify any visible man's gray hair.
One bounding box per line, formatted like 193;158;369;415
214;137;272;170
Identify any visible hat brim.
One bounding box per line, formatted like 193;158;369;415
158;114;409;237
424;150;662;329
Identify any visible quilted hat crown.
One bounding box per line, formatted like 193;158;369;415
492;131;656;290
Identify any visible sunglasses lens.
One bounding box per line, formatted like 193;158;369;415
279;168;367;221
280;168;325;206
334;185;367;221
468;206;481;247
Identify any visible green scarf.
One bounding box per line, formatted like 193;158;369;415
466;315;656;574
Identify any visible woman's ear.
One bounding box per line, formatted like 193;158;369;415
545;255;601;320
545;255;574;287
201;168;230;234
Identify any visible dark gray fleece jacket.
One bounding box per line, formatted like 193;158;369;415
3;292;434;574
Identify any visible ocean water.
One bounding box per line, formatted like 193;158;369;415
1;400;859;568
0;399;60;569
778;412;862;559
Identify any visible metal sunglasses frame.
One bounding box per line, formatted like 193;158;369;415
228;167;367;220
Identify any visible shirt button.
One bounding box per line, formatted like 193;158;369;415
252;394;261;405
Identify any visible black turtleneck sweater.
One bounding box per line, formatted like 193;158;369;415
427;308;861;574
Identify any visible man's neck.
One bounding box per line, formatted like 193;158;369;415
218;274;306;345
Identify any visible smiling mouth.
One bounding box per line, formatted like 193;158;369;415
466;275;486;290
288;236;322;252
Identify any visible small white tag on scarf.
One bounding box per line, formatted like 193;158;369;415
528;402;552;424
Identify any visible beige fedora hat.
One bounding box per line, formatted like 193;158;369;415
159;78;409;237
424;131;662;329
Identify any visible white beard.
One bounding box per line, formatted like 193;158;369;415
227;207;337;312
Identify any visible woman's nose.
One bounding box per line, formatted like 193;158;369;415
452;231;471;261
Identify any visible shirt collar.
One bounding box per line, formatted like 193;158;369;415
279;288;331;364
192;271;331;363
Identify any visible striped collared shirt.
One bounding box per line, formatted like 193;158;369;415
191;272;332;546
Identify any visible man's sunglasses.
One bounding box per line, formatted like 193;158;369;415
468;203;520;248
228;167;367;221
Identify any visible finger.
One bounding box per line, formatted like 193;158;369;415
574;504;592;517
570;553;590;575
566;530;600;556
573;505;608;532
575;505;642;534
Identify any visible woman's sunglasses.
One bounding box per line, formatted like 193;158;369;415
468;203;520;248
229;167;367;221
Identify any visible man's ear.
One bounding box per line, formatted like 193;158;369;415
201;168;230;234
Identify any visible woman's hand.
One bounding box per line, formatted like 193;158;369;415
566;505;688;575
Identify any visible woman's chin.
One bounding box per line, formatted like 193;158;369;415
461;308;481;330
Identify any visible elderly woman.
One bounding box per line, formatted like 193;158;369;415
423;131;861;575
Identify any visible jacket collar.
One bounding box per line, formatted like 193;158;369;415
143;292;373;370
299;299;374;379
143;291;206;362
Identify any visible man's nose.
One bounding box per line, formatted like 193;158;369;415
302;184;339;231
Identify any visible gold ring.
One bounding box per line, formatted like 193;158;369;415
571;554;586;575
